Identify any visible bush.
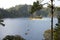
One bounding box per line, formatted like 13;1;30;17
3;35;25;40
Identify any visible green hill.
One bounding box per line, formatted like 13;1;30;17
0;4;60;18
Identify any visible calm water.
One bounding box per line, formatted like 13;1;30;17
0;18;57;40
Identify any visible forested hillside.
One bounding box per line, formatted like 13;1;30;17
0;4;59;18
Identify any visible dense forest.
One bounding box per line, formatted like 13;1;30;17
0;4;60;18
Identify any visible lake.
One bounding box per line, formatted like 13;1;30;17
0;17;57;40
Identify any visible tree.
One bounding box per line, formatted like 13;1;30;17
30;1;43;16
30;0;54;40
48;0;54;40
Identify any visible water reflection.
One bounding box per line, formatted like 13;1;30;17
0;18;57;40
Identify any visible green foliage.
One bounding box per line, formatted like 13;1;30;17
44;16;60;40
56;7;60;11
54;16;60;40
0;4;60;18
30;1;43;14
47;4;51;8
3;35;25;40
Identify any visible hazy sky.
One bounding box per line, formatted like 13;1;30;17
0;0;60;9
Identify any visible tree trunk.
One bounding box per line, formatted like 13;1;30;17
51;0;54;40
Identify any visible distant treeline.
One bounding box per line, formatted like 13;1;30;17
0;4;60;18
